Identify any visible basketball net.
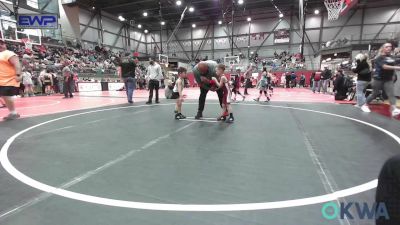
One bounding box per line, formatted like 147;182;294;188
21;38;33;51
324;0;344;21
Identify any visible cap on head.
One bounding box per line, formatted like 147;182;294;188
197;62;208;74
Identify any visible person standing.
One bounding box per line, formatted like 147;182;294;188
0;39;22;120
321;66;332;94
146;58;163;104
119;54;137;104
291;71;297;88
212;64;234;123
361;42;400;117
310;72;315;88
243;65;253;95
22;67;35;97
62;61;73;98
254;72;270;102
285;72;291;88
352;53;371;107
231;69;245;102
300;73;306;87
173;67;188;119
312;71;322;93
193;60;224;119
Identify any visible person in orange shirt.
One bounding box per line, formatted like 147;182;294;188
0;39;22;120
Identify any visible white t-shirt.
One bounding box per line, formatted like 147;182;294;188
22;71;33;85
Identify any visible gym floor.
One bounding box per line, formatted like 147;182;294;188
0;88;399;225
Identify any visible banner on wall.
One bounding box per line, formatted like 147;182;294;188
274;29;290;44
108;83;125;91
78;83;102;92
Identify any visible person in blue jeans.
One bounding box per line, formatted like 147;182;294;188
361;42;400;117
321;67;332;94
352;53;371;107
119;54;137;104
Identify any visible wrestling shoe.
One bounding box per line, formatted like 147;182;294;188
217;116;226;121
3;113;20;121
175;113;186;120
226;116;234;123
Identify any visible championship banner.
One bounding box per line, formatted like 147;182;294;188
274;29;290;44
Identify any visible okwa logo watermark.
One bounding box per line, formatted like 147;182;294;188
321;202;390;220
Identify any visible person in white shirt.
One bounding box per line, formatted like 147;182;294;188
146;58;163;104
22;68;35;97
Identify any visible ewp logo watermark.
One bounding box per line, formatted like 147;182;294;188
321;202;390;220
17;14;58;29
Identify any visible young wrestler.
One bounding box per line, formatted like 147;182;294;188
173;67;188;119
232;69;245;102
211;64;234;123
254;70;270;102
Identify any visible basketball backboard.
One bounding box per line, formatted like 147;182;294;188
158;54;169;65
340;0;358;16
224;56;240;66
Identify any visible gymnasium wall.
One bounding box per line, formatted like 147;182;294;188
78;8;147;53
146;5;400;69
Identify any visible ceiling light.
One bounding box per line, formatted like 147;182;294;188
189;6;194;12
238;0;244;4
247;17;251;22
176;0;182;6
314;9;320;15
118;16;125;21
161;21;165;25
218;20;222;25
143;12;148;17
91;6;95;10
192;24;196;28
138;24;142;29
279;13;284;18
144;29;148;33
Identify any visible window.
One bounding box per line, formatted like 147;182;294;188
27;0;39;9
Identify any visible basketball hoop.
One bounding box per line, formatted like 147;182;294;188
324;0;344;21
21;38;33;51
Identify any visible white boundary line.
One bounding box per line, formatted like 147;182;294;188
0;103;398;211
179;118;219;123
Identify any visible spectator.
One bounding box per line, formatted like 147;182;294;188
333;70;347;100
352;53;371;108
361;42;400;117
0;39;22;120
321;66;332;94
119;54;137;104
22;67;35;97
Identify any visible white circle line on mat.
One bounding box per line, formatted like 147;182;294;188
1;103;397;211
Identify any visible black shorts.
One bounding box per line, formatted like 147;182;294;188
0;86;19;96
172;92;180;99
